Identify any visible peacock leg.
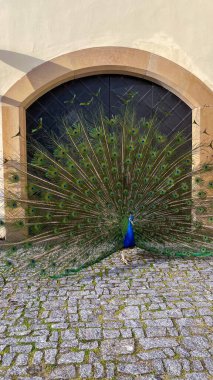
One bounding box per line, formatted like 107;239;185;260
120;247;144;264
120;249;132;265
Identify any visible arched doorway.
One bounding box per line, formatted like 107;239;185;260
1;47;213;240
26;74;192;150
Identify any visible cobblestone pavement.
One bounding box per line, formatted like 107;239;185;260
0;248;213;380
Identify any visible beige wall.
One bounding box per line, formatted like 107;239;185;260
0;0;213;97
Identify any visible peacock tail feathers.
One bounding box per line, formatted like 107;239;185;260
0;99;213;277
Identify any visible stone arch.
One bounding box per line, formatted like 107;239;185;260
2;47;213;159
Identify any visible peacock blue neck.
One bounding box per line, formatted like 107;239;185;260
123;215;135;248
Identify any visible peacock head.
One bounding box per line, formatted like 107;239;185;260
129;214;134;224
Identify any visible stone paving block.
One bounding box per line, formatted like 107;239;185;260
182;309;197;317
118;306;140;319
58;351;85;364
16;353;29;366
88;351;100;364
50;323;68;329
36;341;58;349
182;336;210;350
10;345;32;354
44;348;57;364
124;319;141;328
61;329;76;340
94;362;104;378
142;309;183;319
32;351;43;365
20;335;46;344
132;327;145;338
164;359;182;376
49;331;59;342
185;373;209;380
103;321;123;328
181;358;190;372
192;359;203;371
7;365;28;376
203;357;213;375
139;337;178;349
2;353;15;366
78;328;102;340
198;307;213;316
106;362;115;378
190;349;211;358
175;317;201;328
117;362;153;375
79;341;98;349
101;338;135;357
175;347;190;358
60;339;78;348
103;328;120;338
120;328;132;338
146;327;166;337
144;318;173;327
47;365;76;380
137;350;166;360
80;363;93;378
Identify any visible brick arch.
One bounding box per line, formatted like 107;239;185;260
1;47;213;239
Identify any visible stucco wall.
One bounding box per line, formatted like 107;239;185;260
0;0;213;98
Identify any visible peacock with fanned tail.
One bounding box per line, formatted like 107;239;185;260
0;100;213;278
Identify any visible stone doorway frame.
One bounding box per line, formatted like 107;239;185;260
1;47;213;239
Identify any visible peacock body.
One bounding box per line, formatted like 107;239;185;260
0;97;213;278
123;215;135;249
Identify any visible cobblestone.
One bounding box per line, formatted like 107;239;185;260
78;327;102;340
164;358;182;376
49;364;76;379
58;351;85;364
0;249;212;379
79;363;92;378
139;337;179;349
44;348;57;364
32;351;43;365
16;353;29;365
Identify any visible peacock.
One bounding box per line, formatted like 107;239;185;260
0;95;212;278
